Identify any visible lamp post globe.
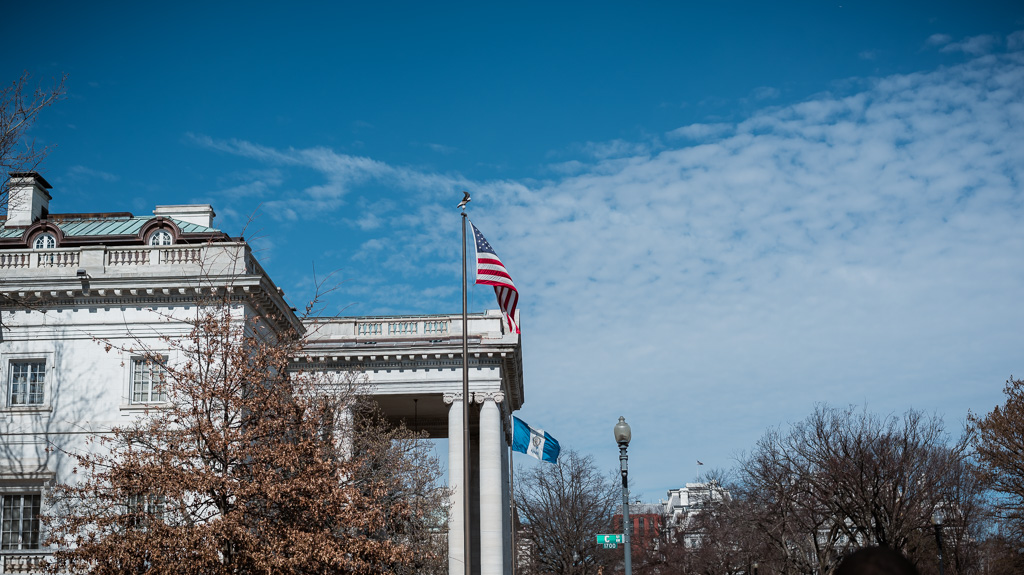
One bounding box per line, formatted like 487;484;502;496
614;416;632;446
615;416;632;575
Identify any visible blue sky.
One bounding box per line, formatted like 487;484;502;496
5;1;1024;500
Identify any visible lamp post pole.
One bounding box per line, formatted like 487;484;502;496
614;417;632;575
933;509;946;575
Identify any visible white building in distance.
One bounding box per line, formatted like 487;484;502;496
662;481;731;547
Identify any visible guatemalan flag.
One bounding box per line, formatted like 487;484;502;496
512;417;560;464
471;222;520;334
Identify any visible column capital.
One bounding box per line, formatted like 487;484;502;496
443;392;465;405
475;391;504;404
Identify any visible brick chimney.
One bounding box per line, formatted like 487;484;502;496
6;172;52;227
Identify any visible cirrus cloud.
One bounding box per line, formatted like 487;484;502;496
196;36;1024;495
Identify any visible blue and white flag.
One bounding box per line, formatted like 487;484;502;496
512;416;560;464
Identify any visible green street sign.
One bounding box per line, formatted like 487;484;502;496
595;534;624;545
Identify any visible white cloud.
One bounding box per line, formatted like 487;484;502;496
546;160;588;175
668;122;734;140
482;47;1024;490
190;133;473;221
351;212;383;231
425;142;458;154
214;169;282;200
926;33;953;47
751;86;780;100
1010;31;1024;51
575;139;653;160
198;39;1024;495
66;165;118;182
940;34;998;55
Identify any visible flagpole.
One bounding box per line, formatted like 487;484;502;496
509;439;517;575
461;208;472;575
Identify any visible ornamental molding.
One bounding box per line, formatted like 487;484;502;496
288;355;503;371
1;278;301;336
475;391;505;404
443;392;464;404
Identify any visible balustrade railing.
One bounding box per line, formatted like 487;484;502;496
1;551;47;574
107;248;150;266
358;322;383;336
354;319;450;338
36;250;79;268
0;244;251;273
423;320;450;334
0;253;30;269
388;321;418;335
158;247;202;264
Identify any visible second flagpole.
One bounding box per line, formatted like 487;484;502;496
461;208;472;575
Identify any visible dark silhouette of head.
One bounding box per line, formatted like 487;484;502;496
835;546;919;575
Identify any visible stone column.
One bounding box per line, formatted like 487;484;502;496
477;392;505;575
444;393;466;575
501;439;512;575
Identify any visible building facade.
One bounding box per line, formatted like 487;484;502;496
613;502;666;554
663;481;731;548
0;173;522;575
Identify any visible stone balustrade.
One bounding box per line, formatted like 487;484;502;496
0;249;79;269
0;243;248;277
304;310;516;344
1;551;47;574
354;318;450;337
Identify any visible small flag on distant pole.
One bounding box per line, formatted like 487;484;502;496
697;460;704;465
512;417;560;463
471;222;520;334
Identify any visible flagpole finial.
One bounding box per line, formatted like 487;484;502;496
457;190;471;211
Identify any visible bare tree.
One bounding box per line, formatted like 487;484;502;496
970;378;1024;540
349;407;450;575
735;405;983;575
736;426;830;575
675;497;763;575
514;450;619;575
2;71;66;213
44;295;447;575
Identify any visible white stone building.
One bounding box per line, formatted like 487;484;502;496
662;481;731;547
0;173;522;575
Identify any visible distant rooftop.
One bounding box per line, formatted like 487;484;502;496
0;213;220;239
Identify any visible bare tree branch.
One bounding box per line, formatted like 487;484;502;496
1;71;67;214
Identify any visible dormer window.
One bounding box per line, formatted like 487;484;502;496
32;233;56;250
148;230;173;246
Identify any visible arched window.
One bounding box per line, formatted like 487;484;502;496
33;233;56;250
148;230;173;246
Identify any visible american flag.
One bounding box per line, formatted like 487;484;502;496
471;222;520;334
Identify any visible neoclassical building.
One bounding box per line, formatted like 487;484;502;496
0;173;521;575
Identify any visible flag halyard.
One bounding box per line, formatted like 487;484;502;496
471;222;520;334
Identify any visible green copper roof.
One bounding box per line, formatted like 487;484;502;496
0;216;220;239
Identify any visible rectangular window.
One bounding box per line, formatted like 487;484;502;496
127;494;166;527
1;494;41;550
8;361;45;406
131;357;167;403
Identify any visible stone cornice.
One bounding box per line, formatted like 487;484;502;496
1;244;303;335
289;354;505;372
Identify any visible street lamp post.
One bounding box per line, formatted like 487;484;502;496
614;416;632;575
933;509;946;575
